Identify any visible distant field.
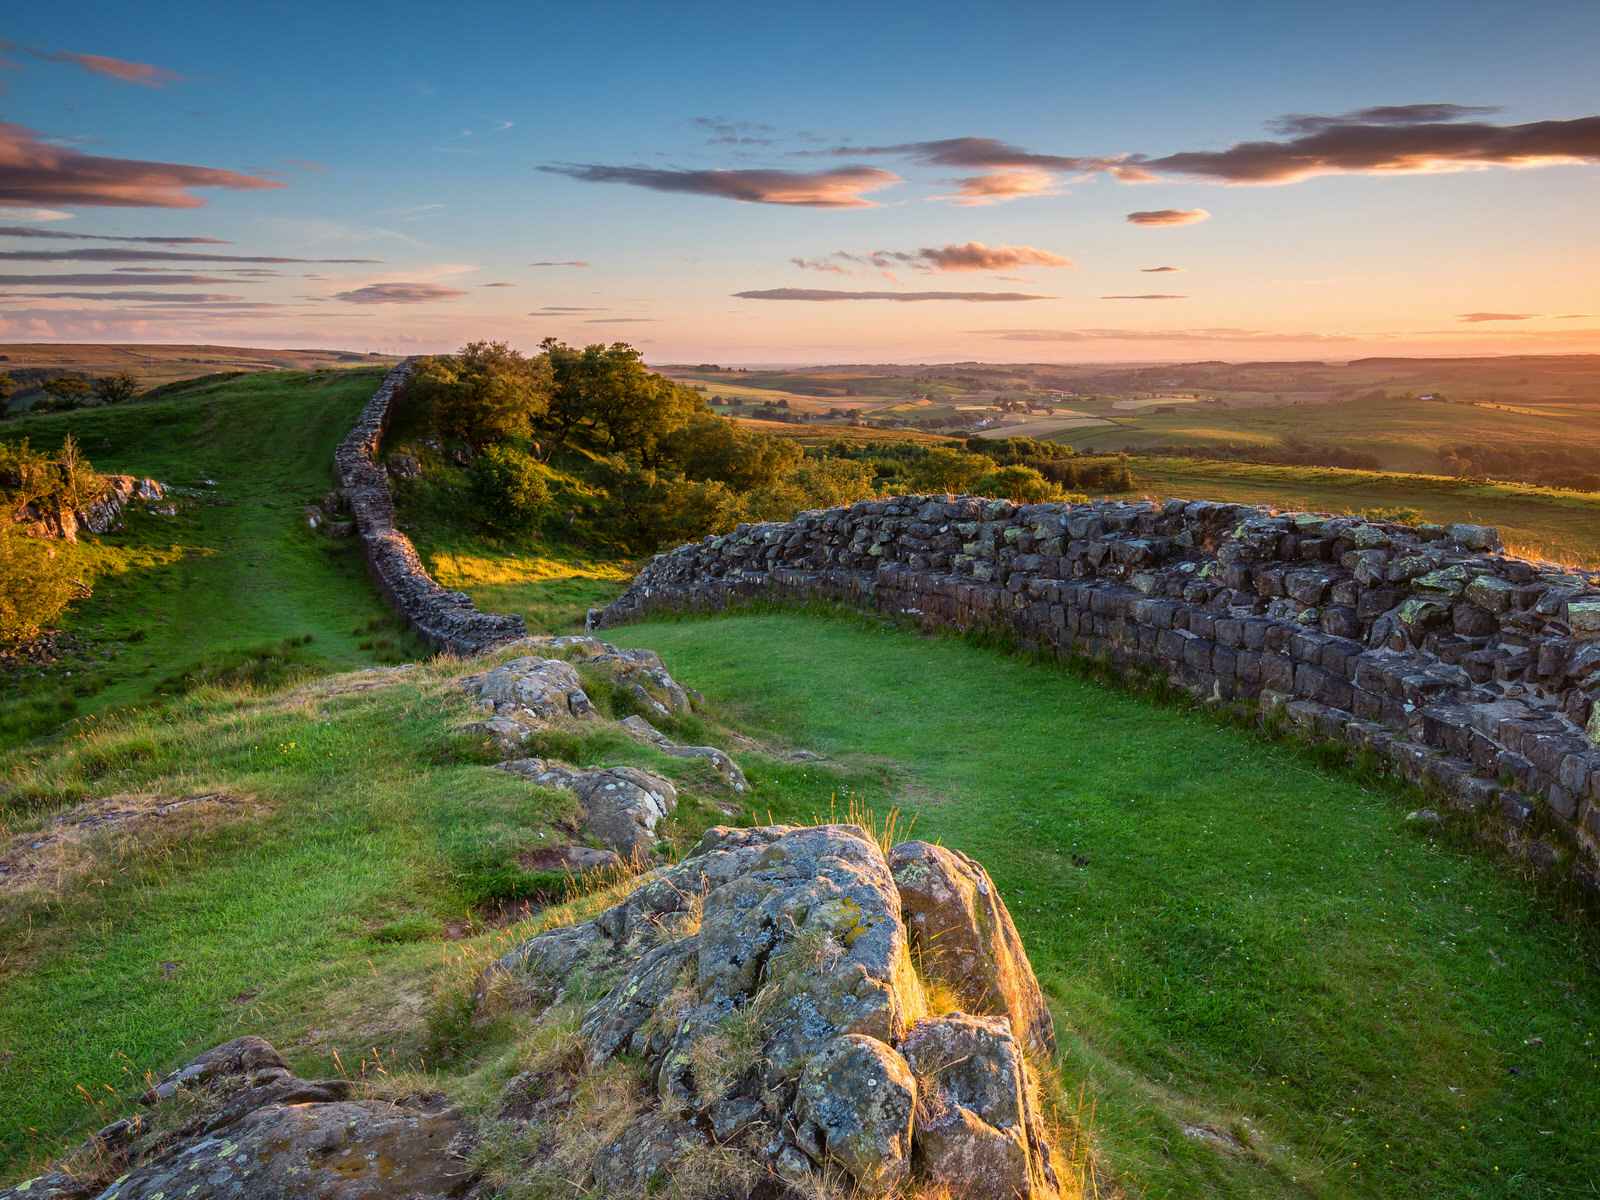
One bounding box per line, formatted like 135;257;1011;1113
1122;455;1600;565
973;413;1116;438
0;344;397;413
729;416;957;445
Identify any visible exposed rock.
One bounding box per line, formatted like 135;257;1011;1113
477;824;1063;1198
539;636;694;717
499;758;676;857
461;656;597;723
14;475;168;542
620;714;748;792
0;1037;473;1200
901;1014;1058;1200
889;840;1056;1056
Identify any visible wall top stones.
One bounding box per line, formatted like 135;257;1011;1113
598;494;1600;892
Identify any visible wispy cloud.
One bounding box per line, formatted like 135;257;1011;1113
792;242;1071;275
24;48;181;87
977;326;1356;343
0;271;239;285
531;305;605;312
1457;311;1537;321
1102;293;1187;300
1267;103;1501;136
693;117;778;147
540;163;901;208
0;225;228;244
0;122;281;208
529;259;590;267
480;281;514;287
938;168;1061;206
1126;209;1211;226
0;248;379;263
1141;265;1182;273
582;317;656;323
2;290;243;302
0;207;73;222
331;282;468;304
734;288;1052;302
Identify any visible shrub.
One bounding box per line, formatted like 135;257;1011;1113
0;521;79;643
975;465;1064;503
905;446;991;494
39;376;92;412
469;444;552;532
91;372;140;405
411;342;551;446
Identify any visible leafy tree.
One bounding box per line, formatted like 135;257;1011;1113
745;456;877;521
469;444;551;532
92;371;140;405
411;341;551;445
541;340;703;462
0;520;79;643
40;376;91;411
661;412;801;490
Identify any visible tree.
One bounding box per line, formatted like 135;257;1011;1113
906;446;991;494
0;521;78;644
540;340;703;462
469;444;551;532
0;373;14;418
411;341;551;445
660;412;801;491
975;465;1064;503
92;371;140;405
40;376;91;411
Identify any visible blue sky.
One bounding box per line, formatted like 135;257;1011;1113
3;0;1598;361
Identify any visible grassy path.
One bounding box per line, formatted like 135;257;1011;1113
612;612;1600;1200
1;370;408;744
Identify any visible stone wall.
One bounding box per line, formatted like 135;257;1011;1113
597;495;1600;891
334;360;527;655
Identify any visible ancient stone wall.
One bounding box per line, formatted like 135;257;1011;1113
334;360;526;655
597;495;1600;890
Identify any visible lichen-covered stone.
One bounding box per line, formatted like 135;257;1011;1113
499;759;676;856
889;840;1056;1057
461;656;597;723
795;1034;917;1191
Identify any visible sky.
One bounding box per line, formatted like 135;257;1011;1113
2;0;1599;364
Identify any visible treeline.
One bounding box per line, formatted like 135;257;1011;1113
0;370;142;416
398;342;1118;554
1130;437;1382;471
817;436;1135;502
1437;444;1600;492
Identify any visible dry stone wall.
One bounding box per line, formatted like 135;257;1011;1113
597;495;1600;891
334;359;527;656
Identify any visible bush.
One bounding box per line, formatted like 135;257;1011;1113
92;372;140;405
469;444;552;532
0;521;78;644
39;376;92;412
411;342;551;446
975;465;1064;503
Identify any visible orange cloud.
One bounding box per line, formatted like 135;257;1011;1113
540;163;900;208
1457;311;1537;321
1102;293;1186;300
941;168;1059;206
332;282;468;304
1126;209;1211;226
735;288;1051;302
0;122;282;208
31;50;181;86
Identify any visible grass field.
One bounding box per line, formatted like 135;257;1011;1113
0;369;412;746
612;611;1600;1200
1122;456;1600;565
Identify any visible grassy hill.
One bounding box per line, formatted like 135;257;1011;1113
0;369;414;745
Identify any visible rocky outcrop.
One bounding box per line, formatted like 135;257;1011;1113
597;495;1600;892
500;758;678;858
477;823;1065;1198
0;1036;474;1200
333;361;526;656
14;475;167;542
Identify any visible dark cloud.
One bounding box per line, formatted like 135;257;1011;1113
1268;103;1501;135
1126;209;1211;226
0;121;282;208
480;281;514;287
1102;293;1186;300
539;164;901;208
529;260;590;267
532;306;605;313
2;290;244;301
977;327;1356;343
807;135;1123;174
24;48;181;86
0;271;238;285
1457;311;1538;322
0;248;379;263
331;282;468;304
791;256;849;274
0;225;228;243
1140;265;1182;273
1145;114;1600;183
1554;313;1594;319
734;288;1051;302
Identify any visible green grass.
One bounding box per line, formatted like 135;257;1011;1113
0;369;415;746
1120;455;1600;565
607;610;1600;1200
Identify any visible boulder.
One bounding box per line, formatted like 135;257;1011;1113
460;656;598;723
499;758;677;857
889;841;1056;1057
795;1034;917;1190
